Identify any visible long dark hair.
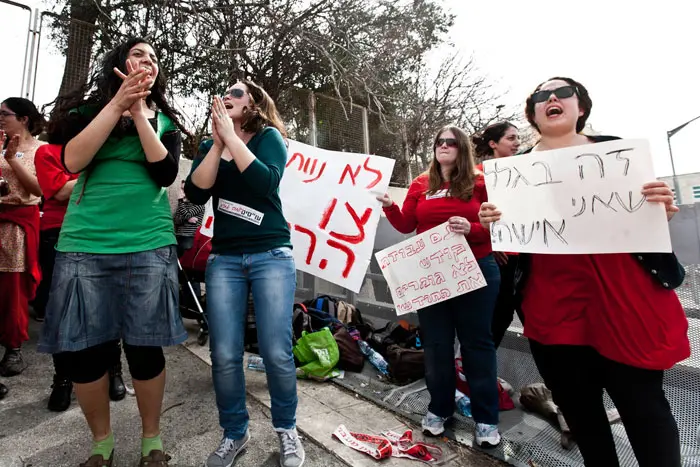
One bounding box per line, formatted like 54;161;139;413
2;97;46;137
425;125;477;201
471;121;517;159
525;76;592;133
49;37;188;139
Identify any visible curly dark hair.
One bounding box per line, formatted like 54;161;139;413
47;37;188;143
525;76;592;133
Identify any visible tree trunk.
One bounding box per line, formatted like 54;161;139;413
57;0;99;97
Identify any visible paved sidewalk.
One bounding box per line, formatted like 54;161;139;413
0;320;506;466
0;321;344;467
184;331;507;467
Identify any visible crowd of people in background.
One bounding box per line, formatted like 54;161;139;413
0;36;689;467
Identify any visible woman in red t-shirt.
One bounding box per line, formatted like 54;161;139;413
377;125;502;448
479;76;689;467
472;122;521;348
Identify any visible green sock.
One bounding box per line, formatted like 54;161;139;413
142;434;163;456
91;432;114;459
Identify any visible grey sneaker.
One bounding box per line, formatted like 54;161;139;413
275;428;305;467
421;411;448;436
206;430;250;467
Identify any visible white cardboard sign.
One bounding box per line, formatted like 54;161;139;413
483;139;672;254
375;223;486;315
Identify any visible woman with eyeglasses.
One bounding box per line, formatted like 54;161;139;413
479;76;689;466
377;125;502;447
472;122;523;348
38;38;188;467
186;81;305;467
0;98;45;393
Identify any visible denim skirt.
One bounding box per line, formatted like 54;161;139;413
38;245;187;353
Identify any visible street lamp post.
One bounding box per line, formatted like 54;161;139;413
667;114;700;205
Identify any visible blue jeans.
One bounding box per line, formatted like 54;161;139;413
206;247;298;439
417;255;501;425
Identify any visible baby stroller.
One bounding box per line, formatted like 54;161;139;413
178;228;211;345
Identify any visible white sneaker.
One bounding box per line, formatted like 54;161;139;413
206;430;250;467
475;423;501;448
275;427;305;467
421;411;448;436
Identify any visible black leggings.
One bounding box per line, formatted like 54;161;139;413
530;340;681;467
491;255;524;348
53;341;165;384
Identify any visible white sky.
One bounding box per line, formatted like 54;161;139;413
2;0;699;177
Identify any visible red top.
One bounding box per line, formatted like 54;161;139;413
34;144;79;231
522;253;690;370
383;173;492;259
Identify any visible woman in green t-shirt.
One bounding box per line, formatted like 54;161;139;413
39;37;188;467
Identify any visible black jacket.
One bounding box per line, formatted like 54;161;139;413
513;135;685;306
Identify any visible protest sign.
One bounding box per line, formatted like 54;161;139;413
281;140;395;292
198;140;395;293
375;223;486;315
483;139;672;254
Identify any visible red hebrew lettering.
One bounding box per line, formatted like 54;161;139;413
435;272;446;285
457;280;470;293
387;250;399;263
329;203;372;244
396;286;406;299
363;157;383;189
294;225;317;265
326;239;356;278
430;291;441;301
339;165;362;186
440;289;450;299
468;272;486;288
414;239;426;254
466;259;478;272
405;245;415;257
303;162;326;183
286;152;327;183
450;244;466;261
452;260;470;278
419;257;431;269
286;152;305;170
412;296;427;307
397;302;413;313
419;275;433;289
407;281;419;291
319;198;338;229
430;250;448;264
380;257;390;269
430;232;442;244
338;157;383;189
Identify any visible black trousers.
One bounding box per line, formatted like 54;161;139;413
491;255;523;348
34;228;61;317
530;340;681;467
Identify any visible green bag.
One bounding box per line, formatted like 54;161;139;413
293;328;341;380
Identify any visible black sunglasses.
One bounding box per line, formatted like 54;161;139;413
435;138;458;148
227;88;246;99
530;85;576;104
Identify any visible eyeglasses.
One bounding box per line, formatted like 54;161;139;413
435;138;458;148
530;85;576;104
0;111;16;118
226;88;246;99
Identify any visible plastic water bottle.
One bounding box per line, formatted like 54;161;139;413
357;340;390;376
247;355;266;372
455;390;472;417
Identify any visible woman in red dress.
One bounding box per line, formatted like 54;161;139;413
479;76;689;467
